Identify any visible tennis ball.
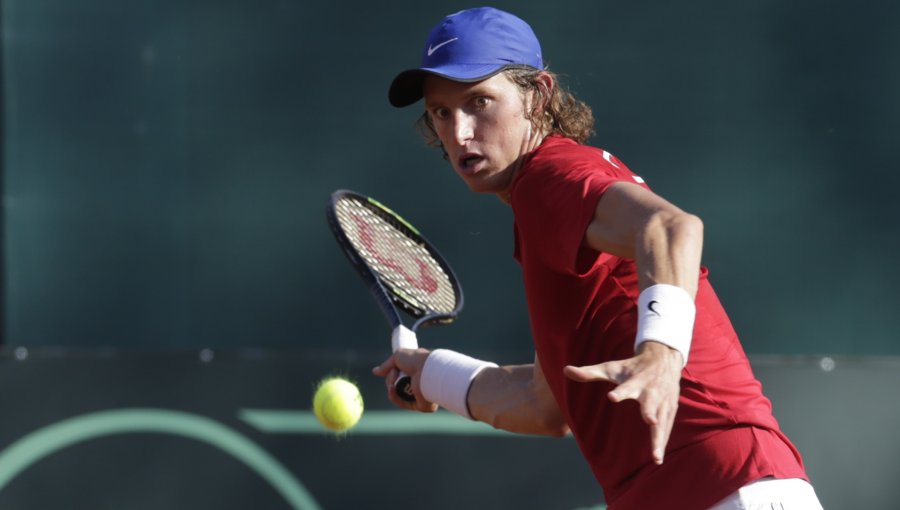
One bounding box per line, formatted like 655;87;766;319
313;377;364;433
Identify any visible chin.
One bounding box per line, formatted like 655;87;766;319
466;184;494;194
463;176;504;195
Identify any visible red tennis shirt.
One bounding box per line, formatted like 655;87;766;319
509;136;808;510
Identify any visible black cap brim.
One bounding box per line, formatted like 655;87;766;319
388;65;527;108
388;69;429;108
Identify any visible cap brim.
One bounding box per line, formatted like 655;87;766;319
388;63;509;108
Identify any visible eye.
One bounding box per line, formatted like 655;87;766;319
473;96;490;109
431;107;450;120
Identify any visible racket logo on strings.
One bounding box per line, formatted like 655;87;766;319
350;212;440;294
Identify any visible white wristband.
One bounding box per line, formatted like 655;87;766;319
420;349;497;420
635;284;696;367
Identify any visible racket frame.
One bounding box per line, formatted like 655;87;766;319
326;189;464;401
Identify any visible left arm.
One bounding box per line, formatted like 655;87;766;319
566;181;704;464
584;181;703;293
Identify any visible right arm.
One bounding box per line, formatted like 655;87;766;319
373;350;569;438
468;355;570;437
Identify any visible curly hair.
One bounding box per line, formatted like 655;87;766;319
416;67;595;150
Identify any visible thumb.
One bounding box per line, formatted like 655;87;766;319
564;363;617;383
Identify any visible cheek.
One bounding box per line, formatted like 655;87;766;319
493;108;527;138
435;123;456;144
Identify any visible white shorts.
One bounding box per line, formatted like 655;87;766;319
708;477;824;510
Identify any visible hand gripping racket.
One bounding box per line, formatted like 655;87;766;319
326;190;464;402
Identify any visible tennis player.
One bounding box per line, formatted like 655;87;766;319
373;7;823;509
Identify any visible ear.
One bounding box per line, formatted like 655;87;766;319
536;71;554;95
532;71;555;113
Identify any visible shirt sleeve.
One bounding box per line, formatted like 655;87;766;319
511;155;622;275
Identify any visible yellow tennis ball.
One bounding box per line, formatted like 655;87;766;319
313;377;364;433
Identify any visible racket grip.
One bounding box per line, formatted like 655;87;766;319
394;373;415;402
391;325;419;403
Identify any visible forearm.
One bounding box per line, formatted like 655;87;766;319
635;209;703;297
585;182;703;364
467;364;569;437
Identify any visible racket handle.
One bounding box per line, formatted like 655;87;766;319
394;373;415;402
391;325;419;403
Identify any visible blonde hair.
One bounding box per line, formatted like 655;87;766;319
416;67;595;150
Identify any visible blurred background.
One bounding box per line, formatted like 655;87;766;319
1;0;898;508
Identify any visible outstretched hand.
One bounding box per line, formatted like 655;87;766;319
563;341;683;464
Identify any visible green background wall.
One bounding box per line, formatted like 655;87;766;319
4;0;899;354
2;2;899;509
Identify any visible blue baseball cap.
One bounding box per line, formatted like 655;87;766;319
388;7;544;108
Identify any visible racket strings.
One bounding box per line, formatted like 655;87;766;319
335;199;457;314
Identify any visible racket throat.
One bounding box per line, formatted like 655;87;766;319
391;325;419;352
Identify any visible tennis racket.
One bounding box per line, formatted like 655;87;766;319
326;189;464;402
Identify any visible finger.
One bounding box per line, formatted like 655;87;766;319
649;420;668;465
384;368;413;408
372;356;398;377
404;370;434;413
649;401;677;465
412;387;438;413
380;367;398;396
636;394;664;464
607;380;643;403
387;369;436;412
387;368;399;389
564;363;618;383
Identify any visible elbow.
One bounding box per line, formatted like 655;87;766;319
674;212;704;252
684;213;704;258
543;420;571;438
661;210;703;238
533;407;571;438
681;212;703;240
514;417;570;438
486;405;571;438
645;210;704;250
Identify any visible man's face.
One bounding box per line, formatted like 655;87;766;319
423;73;543;197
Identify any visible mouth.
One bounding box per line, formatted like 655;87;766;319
457;153;485;174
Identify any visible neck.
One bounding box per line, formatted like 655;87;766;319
494;131;547;205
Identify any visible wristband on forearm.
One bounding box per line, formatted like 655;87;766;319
635;284;696;367
419;349;498;420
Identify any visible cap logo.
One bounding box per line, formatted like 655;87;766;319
427;37;458;56
389;8;543;107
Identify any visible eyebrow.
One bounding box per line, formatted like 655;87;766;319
425;85;494;111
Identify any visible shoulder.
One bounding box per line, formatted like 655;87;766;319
528;136;607;166
512;137;639;199
523;136;631;180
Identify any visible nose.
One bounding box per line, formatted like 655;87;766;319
451;112;474;145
